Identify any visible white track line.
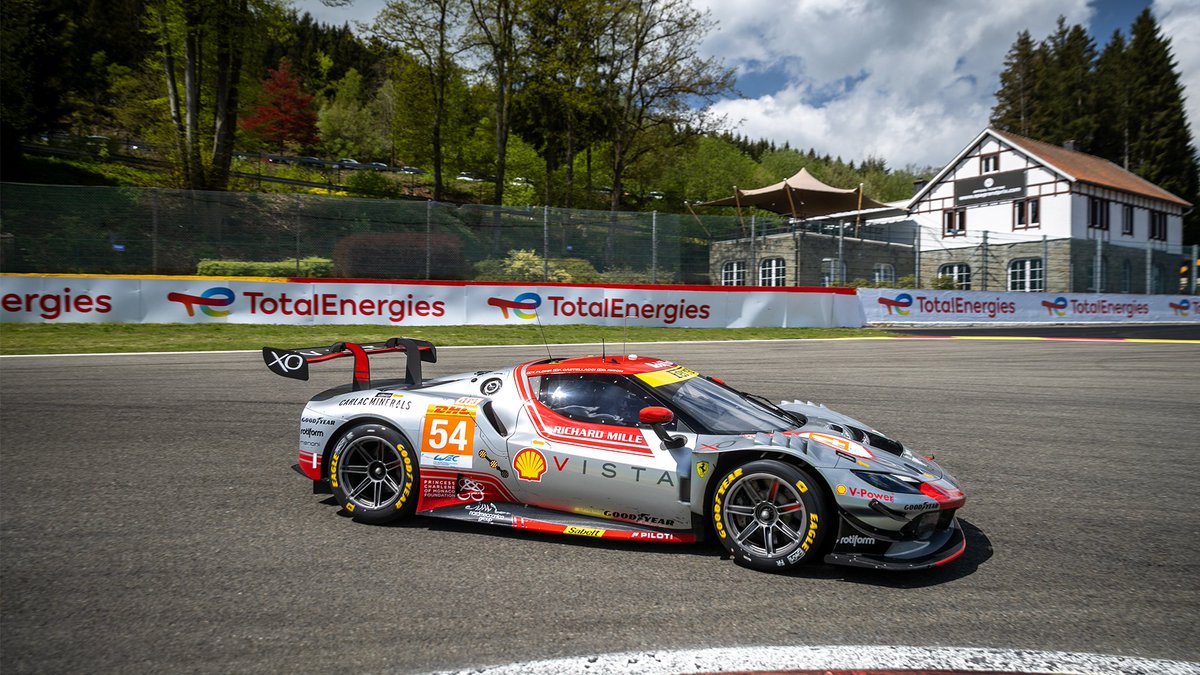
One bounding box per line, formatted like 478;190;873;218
418;645;1199;675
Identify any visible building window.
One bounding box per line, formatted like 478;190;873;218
873;263;895;286
942;208;966;236
1121;259;1133;293
1088;197;1110;230
938;263;971;290
1007;258;1045;292
1122;204;1134;236
759;258;786;286
721;261;745;286
980;153;1000;173
1149;211;1167;241
821;260;847;287
1152;264;1165;293
1013;198;1040;229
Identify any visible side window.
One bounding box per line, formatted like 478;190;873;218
533;374;659;427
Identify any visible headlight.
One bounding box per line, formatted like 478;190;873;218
851;470;922;494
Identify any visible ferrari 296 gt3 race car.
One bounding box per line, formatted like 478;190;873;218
264;338;967;572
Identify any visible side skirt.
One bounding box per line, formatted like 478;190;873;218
418;502;697;544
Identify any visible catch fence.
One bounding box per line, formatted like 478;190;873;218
0;184;741;285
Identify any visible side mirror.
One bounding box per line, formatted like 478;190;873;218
639;406;674;425
640;406;686;449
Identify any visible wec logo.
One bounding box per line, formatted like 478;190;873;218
487;291;541;320
168;287;235;317
877;293;912;316
1041;296;1068;317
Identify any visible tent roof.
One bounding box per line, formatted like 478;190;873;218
700;168;889;217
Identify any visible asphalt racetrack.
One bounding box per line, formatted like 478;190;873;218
2;336;1198;673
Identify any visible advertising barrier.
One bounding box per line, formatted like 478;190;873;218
0;275;865;328
858;288;1200;324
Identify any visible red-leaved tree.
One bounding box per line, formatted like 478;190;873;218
239;62;319;151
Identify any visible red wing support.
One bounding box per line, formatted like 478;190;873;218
262;337;437;391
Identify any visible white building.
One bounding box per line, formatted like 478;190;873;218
908;128;1191;293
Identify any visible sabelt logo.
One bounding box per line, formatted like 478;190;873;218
1169;299;1191;316
1042;296;1068;317
487;292;541;320
878;293;913;316
168;287;235;317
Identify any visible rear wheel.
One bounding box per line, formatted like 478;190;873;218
711;459;828;571
329;423;418;524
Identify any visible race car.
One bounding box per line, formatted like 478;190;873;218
264;338;966;572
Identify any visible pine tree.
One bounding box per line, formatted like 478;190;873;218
1092;30;1131;167
1125;6;1198;230
991;30;1041;136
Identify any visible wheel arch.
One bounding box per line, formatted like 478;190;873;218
320;415;412;482
699;449;836;522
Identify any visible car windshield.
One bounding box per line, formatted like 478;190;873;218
654;376;797;434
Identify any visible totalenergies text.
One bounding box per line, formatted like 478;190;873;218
545;296;711;324
913;295;1016;318
243;291;445;323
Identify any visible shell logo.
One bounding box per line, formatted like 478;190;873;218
513;448;547;482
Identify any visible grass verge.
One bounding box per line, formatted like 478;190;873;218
0;323;895;355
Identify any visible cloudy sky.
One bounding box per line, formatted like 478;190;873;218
291;0;1199;171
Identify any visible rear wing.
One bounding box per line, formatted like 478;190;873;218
262;337;437;391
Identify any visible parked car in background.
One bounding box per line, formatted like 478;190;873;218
368;162;389;171
337;158;361;170
298;156;326;168
398;166;427;175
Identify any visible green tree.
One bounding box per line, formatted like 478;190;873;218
371;0;469;201
317;67;380;159
1045;20;1097;148
466;0;523;205
512;0;611;208
595;0;735;213
1092;30;1132;167
990;30;1042;137
150;0;279;190
1125;8;1199;243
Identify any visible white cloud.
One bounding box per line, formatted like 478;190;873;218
697;0;1094;168
291;0;1199;170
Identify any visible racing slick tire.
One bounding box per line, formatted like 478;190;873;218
328;423;419;525
711;459;829;572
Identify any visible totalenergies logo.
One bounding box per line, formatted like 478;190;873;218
167;287;235;317
1168;299;1191;316
1041;296;1068;317
877;293;912;316
487;291;541;320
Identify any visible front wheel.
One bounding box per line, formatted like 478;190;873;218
711;459;829;571
329;423;418;525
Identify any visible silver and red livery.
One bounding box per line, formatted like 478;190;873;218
266;338;967;572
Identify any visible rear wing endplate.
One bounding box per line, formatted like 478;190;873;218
262;337;437;391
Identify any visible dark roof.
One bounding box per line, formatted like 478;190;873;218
992;129;1192;207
